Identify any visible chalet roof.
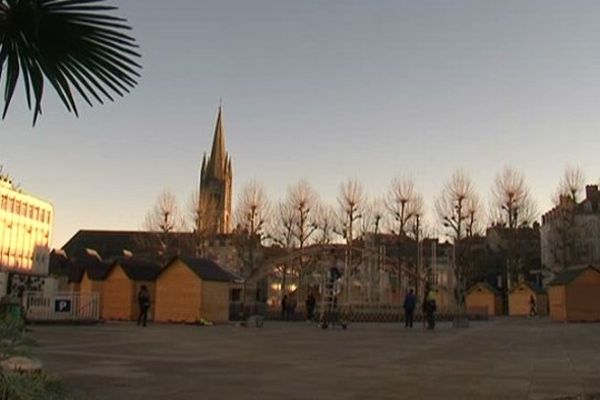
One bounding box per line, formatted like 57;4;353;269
510;281;545;295
49;250;71;277
108;258;163;282
466;281;502;296
69;254;111;282
163;256;239;282
61;229;194;259
548;266;600;286
67;253;104;283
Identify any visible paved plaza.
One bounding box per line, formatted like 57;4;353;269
31;318;600;400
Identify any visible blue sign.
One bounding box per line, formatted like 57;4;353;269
54;299;72;313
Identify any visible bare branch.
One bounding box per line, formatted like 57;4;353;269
491;166;537;228
337;178;366;243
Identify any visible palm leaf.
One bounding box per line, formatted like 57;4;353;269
0;0;141;125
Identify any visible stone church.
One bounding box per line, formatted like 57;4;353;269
198;106;233;236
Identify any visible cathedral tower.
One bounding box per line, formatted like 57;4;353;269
198;106;233;235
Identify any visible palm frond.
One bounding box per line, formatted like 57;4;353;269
0;0;141;125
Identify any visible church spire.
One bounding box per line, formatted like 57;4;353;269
207;105;226;179
198;103;233;235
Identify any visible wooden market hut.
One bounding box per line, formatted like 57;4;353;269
465;282;503;316
548;266;600;322
154;257;238;324
101;258;162;321
508;282;548;316
77;256;110;317
67;252;103;292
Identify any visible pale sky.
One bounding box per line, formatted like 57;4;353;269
2;0;600;247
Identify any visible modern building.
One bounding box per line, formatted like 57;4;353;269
541;185;600;277
198;106;233;236
0;174;53;275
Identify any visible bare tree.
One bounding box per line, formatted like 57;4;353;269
387;177;416;237
314;204;339;245
491;166;537;228
435;170;481;306
387;177;424;295
556;165;585;203
337;178;366;303
408;193;426;239
140;189;184;263
286;180;321;301
232;180;270;307
548;166;585;271
267;201;297;298
362;197;386;236
464;193;484;238
338;178;366;245
288;180;319;251
490;166;537;295
186;189;219;257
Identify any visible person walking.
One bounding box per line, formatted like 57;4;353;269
529;294;537;317
424;292;437;330
403;289;416;328
281;294;288;321
137;285;151;327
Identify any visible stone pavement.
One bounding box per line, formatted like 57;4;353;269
30;318;600;400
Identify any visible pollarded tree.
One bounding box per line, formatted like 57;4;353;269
549;166;586;271
387;177;417;238
338;178;365;246
386;177;424;294
232;180;270;306
491;166;536;229
435;170;482;306
361;196;386;236
287;180;319;256
314;203;339;245
286;180;320;300
337;178;366;302
140;189;184;263
267;200;297;298
557;165;585;203
0;0;141;125
186;189;220;257
490;166;537;286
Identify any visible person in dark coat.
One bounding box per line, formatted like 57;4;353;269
529;294;537;317
403;289;416;328
137;285;151;327
424;293;437;330
281;294;288;320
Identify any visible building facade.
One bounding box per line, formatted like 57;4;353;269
541;185;600;275
198;106;233;236
0;175;53;275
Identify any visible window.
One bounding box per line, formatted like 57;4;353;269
7;198;13;212
0;195;7;210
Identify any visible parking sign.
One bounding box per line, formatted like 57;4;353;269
54;298;72;313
